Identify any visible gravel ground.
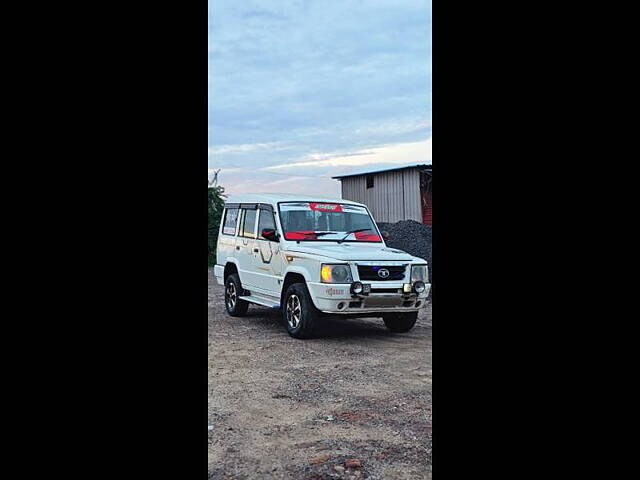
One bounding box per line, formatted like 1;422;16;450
208;269;432;480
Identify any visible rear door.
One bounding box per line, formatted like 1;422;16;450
236;205;259;288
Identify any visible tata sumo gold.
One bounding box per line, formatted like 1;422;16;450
214;194;431;339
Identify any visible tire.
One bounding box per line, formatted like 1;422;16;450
283;282;318;339
225;273;249;316
383;311;418;333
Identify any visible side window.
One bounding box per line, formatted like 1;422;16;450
240;209;257;239
222;208;239;235
258;209;276;239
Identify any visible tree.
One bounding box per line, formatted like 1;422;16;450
208;170;226;266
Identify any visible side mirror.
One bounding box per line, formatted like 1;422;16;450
261;228;279;242
382;231;390;240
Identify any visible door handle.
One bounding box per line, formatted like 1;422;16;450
253;248;259;253
236;246;240;250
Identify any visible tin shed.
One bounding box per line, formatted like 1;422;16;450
332;164;432;225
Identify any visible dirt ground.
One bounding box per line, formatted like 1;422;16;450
208;269;432;480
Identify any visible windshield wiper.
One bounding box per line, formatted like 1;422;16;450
337;228;372;243
292;231;337;239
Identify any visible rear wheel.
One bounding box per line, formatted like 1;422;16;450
383;311;418;333
225;273;249;316
283;283;318;339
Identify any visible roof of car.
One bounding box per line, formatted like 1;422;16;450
225;193;366;207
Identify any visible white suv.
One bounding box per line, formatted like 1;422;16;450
214;193;431;339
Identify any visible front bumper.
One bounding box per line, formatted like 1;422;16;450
307;281;431;314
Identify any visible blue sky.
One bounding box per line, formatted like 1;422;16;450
208;0;431;196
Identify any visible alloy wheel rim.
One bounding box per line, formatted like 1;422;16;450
286;294;301;329
226;282;236;310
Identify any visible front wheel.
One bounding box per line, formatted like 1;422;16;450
383;311;418;333
283;283;318;339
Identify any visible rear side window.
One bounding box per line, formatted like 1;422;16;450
222;208;239;235
240;209;257;238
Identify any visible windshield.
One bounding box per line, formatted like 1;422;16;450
278;202;382;242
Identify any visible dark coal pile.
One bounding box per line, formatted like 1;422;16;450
377;220;432;284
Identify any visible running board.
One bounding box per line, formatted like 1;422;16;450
238;294;281;309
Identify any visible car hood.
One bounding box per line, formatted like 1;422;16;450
284;243;425;263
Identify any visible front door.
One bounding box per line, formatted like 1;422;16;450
249;207;284;296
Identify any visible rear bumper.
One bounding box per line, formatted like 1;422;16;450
213;264;225;286
307;281;431;314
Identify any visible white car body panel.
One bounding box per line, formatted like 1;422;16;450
215;193;430;314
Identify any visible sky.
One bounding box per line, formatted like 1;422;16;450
208;0;431;196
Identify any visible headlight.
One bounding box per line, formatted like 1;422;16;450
320;264;353;283
411;265;428;283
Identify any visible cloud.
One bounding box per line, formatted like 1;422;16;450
264;138;432;170
208;0;431;194
221;174;341;197
208;167;244;175
208;142;289;155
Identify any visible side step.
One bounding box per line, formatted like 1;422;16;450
238;294;280;309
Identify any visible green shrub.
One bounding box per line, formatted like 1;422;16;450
208;183;226;266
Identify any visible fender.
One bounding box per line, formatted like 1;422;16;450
284;265;312;283
225;258;240;268
282;265;323;310
223;258;241;279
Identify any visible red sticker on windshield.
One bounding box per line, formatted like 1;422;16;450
309;202;342;212
355;231;381;241
285;230;318;240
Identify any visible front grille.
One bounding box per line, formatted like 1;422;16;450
357;265;406;281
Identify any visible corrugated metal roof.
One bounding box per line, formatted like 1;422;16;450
331;163;432;180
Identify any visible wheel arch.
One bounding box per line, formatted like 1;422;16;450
223;261;239;282
280;270;308;308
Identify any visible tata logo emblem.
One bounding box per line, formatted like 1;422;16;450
378;268;390;279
